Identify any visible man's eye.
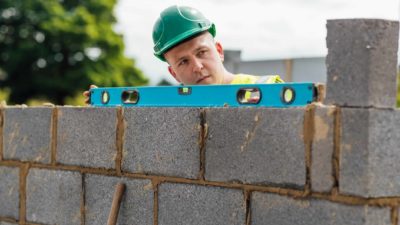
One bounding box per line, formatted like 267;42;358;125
198;50;207;56
178;59;187;66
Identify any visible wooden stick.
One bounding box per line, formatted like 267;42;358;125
107;182;126;225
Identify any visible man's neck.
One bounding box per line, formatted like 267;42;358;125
222;71;235;84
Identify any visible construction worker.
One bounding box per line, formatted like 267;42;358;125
83;5;283;103
152;5;283;85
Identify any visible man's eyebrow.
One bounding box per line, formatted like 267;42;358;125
173;44;209;64
194;45;208;52
175;55;187;64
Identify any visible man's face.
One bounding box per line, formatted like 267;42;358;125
164;32;225;85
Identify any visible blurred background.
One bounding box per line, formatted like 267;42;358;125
0;0;399;106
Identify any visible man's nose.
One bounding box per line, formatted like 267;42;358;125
192;58;203;73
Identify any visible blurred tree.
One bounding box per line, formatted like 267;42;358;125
0;0;148;104
157;78;173;86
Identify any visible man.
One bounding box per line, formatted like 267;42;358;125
152;5;283;85
84;5;283;103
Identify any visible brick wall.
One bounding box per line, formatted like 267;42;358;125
0;19;399;225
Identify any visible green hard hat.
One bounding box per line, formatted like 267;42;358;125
152;5;216;61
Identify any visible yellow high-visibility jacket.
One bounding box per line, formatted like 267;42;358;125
230;74;284;84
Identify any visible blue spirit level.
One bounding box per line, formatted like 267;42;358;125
90;83;318;107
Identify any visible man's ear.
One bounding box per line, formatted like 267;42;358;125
168;66;181;83
215;41;224;62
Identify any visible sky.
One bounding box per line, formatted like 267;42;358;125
114;0;400;85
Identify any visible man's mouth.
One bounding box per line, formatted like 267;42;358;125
196;75;211;84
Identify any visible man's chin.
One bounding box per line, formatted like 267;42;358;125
197;76;214;85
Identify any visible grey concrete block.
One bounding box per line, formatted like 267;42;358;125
122;108;200;178
0;222;17;225
0;222;18;225
26;168;81;225
57;107;117;169
205;108;306;188
0;166;19;219
340;108;400;197
325;19;399;108
85;174;153;225
158;183;245;225
340;108;371;197
251;192;391;225
3;107;52;163
311;105;335;192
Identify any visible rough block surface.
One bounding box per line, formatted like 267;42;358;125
205;108;306;188
158;183;245;225
251;192;391;225
3;107;52;163
85;174;153;225
122;108;201;178
57;107;117;169
341;108;400;197
0;222;17;225
0;166;19;219
26;168;82;225
340;108;370;196
325;19;399;107
311;106;335;192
